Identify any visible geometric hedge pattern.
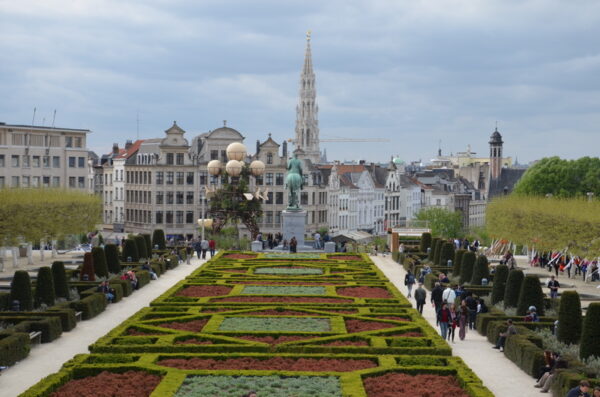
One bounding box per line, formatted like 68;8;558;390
21;252;492;397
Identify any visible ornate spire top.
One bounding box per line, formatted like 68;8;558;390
306;30;311;42
303;30;314;77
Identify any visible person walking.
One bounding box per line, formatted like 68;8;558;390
290;237;298;253
200;238;209;260
547;275;560;298
208;239;216;258
464;292;478;330
448;303;458;343
193;239;202;259
431;282;444;324
458;300;469;340
404;270;416;298
414;283;426;314
442;284;456;305
437;302;452;340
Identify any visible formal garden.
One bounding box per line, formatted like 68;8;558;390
16;252;492;397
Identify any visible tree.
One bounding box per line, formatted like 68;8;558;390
142;234;153;258
470;255;490;285
459;251;476;285
80;252;96;281
91;247;109;278
10;270;33;311
504;269;524;308
123;239;139;262
428;237;440;261
152;229;166;250
580;302;600;360
104;244;121;274
557;291;582;345
517;274;545;316
51;261;70;300
134;235;148;260
34;267;55;307
420;232;432;253
453;249;466;277
416;207;463;238
439;242;455;267
491;264;509;305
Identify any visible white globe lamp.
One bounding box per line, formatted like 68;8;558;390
226;142;247;161
225;160;243;177
249;160;266;176
207;160;222;176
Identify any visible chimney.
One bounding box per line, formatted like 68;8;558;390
282;141;288;158
112;143;119;155
125;140;133;150
256;139;260;157
359;160;366;165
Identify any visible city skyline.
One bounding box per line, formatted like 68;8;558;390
1;0;600;163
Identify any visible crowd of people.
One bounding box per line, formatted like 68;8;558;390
531;251;600;282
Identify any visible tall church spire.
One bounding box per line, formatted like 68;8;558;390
295;31;320;163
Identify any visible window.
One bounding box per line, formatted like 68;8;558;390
78;177;85;188
52;177;60;187
43;176;50;187
33;176;40;187
11;176;19;187
23;155;30;167
176;153;184;165
301;192;308;205
78;157;85;168
11;155;19;167
166;211;173;224
276;192;284;204
0;176;4;187
33;156;40;167
186;211;194;224
166;153;174;165
52;156;60;168
156;172;164;184
265;173;273;186
267;192;273;203
176;172;184;185
166;172;174;185
65;136;73;147
156;192;164;204
22;176;30;187
74;137;82;147
275;212;281;225
156;211;163;224
44;156;50;168
267;152;273;164
186;172;194;185
176;191;184;204
68;157;76;167
176;211;184;224
255;175;263;185
210;150;218;160
0;154;4;167
220;150;226;161
199;172;207;185
265;211;273;224
275;173;284;185
186;192;194;204
166;192;174;204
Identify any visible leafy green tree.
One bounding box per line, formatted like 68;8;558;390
504;269;524;309
123;239;139;262
453;249;466;277
580;302;600;360
420;232;432;253
34;267;55;307
439;242;455;267
10;270;33;310
51;261;69;300
459;251;476;285
416;207;463;238
471;255;490;285
491;264;509;304
104;244;121;274
91;247;109;278
152;229;166;250
558;291;582;345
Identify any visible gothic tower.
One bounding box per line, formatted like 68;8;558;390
489;127;503;180
294;31;320;163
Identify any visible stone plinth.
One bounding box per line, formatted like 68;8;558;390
324;241;336;253
251;241;263;252
282;210;306;247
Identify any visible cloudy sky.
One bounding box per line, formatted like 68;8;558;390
1;0;599;163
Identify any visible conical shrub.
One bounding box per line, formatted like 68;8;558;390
80;252;96;281
517;274;545;316
429;237;440;261
91;247;109;278
104;244;121;274
459;251;476;285
471;255;490;285
491;264;509;305
134;235;148;260
453;249;466;277
123;239;139;262
142;234;152;257
420;232;432;253
558;290;582;345
51;261;69;299
34;267;55;307
433;240;443;266
504;269;524;308
439;242;455;267
152;229;166;250
580;302;600;360
10;270;33;311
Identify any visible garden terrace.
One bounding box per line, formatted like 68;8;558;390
21;252;492;397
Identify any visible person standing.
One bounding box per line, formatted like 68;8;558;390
185;240;192;264
464;292;478;330
442;284;456;305
404;270;416;298
547;275;560;298
431;282;444;324
208;238;216;258
458;300;469;340
314;232;321;249
290;236;297;253
448;303;458;343
414;283;426;314
437;302;451;340
200;238;209;260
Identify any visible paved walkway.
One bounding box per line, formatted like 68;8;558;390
1;256;206;397
371;255;540;397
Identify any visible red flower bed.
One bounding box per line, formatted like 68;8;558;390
235;335;312;344
375;316;410;322
157;357;377;372
321;339;369;346
176;286;232;297
345;319;397;332
325;309;358;314
387;332;424;337
212;296;353;304
201;308;232;313
221;269;247;273
337;287;393;299
175;338;214;345
158;319;208;332
363;373;470;397
237;281;344;285
49;370;161;397
127;329;161;336
223;254;257;259
329;255;362;260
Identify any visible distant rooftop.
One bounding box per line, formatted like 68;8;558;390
0;122;90;133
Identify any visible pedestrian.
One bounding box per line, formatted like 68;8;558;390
200;238;209;259
314;232;321;249
290;237;297;253
458;300;468;340
414;283;426;314
566;380;590;397
493;319;517;352
193;239;202;259
547;275;560;298
185;241;192;264
208;238;216;258
464;292;478;330
437;302;451;340
431;282;444;324
404;270;416;298
448;303;458;343
442;284;456;305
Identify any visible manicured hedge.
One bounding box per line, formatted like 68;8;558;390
452;249;466;277
134;235;148;260
104;244;121;274
123;239;140;262
516;275;545;316
459;252;476;285
580;302;600;360
91;247;109;278
80;252;96;281
70;293;107;320
0;332;30;366
6;315;63;343
142;233;153;258
433;240;443;266
556;291;582;345
470;255;490;286
439;242;454;267
420;232;432;253
490;264;508;305
11;270;33;311
503;269;524;308
429;238;440;261
152;229;166;250
51;261;70;300
34;267;56;308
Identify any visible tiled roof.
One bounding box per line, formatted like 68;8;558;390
115;139;144;159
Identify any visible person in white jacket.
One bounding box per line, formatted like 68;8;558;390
442;285;456;304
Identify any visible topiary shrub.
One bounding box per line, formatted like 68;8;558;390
428;237;440;261
104;244;121;274
142;234;152;258
134;235;148;260
491;264;509;305
91;247;109;278
504;269;524;308
152;229;166;250
433;239;443;266
557;290;582;345
453;249;466;277
123;239;139;262
516;274;545;316
10;270;33;311
459;251;476;285
34;267;55;307
51;261;70;300
470;255;490;285
439;242;455;267
580;302;600;360
420;232;432;253
80;252;96;281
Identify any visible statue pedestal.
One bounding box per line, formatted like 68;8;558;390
282;210;306;248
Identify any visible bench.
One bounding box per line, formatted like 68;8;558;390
29;331;42;345
75;311;83;322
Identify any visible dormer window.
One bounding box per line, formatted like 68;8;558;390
267;152;273;164
166;153;174;165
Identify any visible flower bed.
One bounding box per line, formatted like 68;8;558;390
337;286;393;298
240;286;326;295
212;296;353;304
363;373;470;397
175;338;214;345
345;319;398;332
328;255;362;260
321;339;370;346
235;335;313;344
157;356;377;371
49;370;161;397
176;286;232;297
237;281;344;285
218;317;331;332
254;267;323;275
158;319;208;332
222;253;257;259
